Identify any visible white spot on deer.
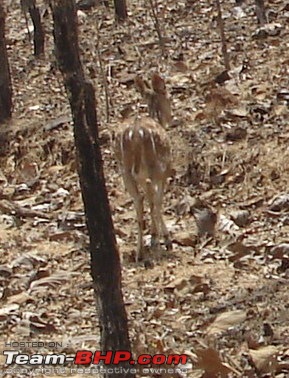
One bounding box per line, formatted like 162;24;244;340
160;162;167;173
128;129;134;140
120;133;125;160
149;130;157;155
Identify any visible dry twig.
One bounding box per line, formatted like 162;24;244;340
148;0;166;57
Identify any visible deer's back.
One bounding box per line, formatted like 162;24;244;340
115;117;171;184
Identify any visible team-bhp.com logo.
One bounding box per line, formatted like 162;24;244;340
3;350;188;366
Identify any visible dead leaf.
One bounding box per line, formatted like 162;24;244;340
270;243;289;259
0;304;19;320
195;347;233;376
249;345;279;373
7;292;33;305
0;265;12;278
44;115;71;131
218;215;239;233
269;193;289;212
207;310;247;335
165;277;189;291
225;127;247;142
230;210;250;227
11;253;47;269
173;232;198;247
29;271;72;291
22;312;58;334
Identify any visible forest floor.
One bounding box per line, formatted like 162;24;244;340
1;0;289;377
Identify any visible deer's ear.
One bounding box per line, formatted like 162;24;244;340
151;73;166;95
135;75;144;93
135;75;148;97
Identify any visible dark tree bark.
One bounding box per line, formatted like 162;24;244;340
28;0;45;55
0;2;12;123
113;0;127;22
50;1;135;377
255;0;266;25
21;0;45;56
20;0;32;41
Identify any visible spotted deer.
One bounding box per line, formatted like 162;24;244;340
115;73;172;262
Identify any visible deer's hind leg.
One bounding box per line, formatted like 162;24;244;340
123;171;144;262
145;179;171;252
147;183;172;254
145;179;160;251
155;181;172;251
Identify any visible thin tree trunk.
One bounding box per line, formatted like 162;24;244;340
50;1;134;377
255;0;266;25
20;0;32;41
113;0;127;22
216;0;230;71
28;0;45;56
0;1;12;123
20;0;45;55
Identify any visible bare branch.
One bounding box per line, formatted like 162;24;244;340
148;0;166;57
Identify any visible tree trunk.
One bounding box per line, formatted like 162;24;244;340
21;0;45;55
113;0;127;22
0;1;12;123
50;1;135;377
216;0;230;71
27;0;45;56
255;0;266;25
20;0;32;41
